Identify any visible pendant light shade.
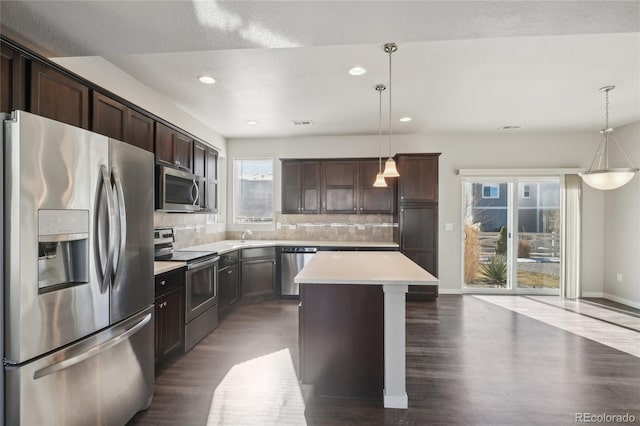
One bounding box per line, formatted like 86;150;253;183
373;83;388;187
383;157;400;177
382;42;400;178
579;86;638;190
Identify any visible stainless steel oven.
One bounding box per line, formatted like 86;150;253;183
156;165;204;212
185;257;218;323
153;228;219;353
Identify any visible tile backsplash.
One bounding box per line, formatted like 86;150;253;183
154;212;395;248
154;212;226;249
227;213;395;242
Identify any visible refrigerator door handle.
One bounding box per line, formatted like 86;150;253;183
112;166;127;288
33;312;152;380
99;164;116;293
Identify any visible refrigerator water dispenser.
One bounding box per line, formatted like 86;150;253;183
37;209;89;291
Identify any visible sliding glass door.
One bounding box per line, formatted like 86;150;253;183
463;178;561;293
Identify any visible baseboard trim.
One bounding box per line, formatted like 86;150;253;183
439;289;463;295
581;292;604;298
602;293;640;310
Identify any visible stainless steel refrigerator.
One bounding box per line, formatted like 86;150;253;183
2;111;155;425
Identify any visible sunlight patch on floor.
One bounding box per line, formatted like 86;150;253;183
474;295;640;359
206;348;307;426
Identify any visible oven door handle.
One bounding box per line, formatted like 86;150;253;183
187;256;220;271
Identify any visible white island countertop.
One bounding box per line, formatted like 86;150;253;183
294;251;438;286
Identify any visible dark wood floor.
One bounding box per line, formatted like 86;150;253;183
129;296;640;426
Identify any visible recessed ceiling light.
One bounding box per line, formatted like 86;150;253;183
348;66;367;76
198;75;216;84
399;117;412;122
500;125;522;130
245;120;259;125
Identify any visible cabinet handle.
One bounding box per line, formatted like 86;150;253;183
359;207;363;211
159;303;163;309
163;302;167;307
161;280;166;286
227;270;232;274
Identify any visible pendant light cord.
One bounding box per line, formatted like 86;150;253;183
388;46;393;158
377;84;384;172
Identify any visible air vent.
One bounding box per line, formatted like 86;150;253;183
291;120;313;126
500;125;522;130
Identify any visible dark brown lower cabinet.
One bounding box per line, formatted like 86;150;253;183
240;247;276;300
300;283;383;399
218;263;240;316
241;258;276;298
155;269;185;365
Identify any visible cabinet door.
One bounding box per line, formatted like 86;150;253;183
241;258;276;298
323;160;357;213
175;133;193;172
359;159;394;213
30;61;89;129
92;92;127;140
193;142;207;177
301;161;321;213
1;45;25;113
281;161;302;213
219;264;239;315
206;148;218;213
127;109;154;152
399;205;437;275
154;122;175;165
156;288;184;361
398;155;439;203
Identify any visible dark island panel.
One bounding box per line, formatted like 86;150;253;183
299;283;384;400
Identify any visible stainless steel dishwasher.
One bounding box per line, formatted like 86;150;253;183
280;247;317;296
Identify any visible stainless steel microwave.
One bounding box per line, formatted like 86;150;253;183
156;165;204;212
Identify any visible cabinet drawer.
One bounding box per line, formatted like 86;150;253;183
219;250;239;268
155;268;185;296
241;246;276;260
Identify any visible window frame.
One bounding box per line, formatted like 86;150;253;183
482;184;500;199
232;157;275;225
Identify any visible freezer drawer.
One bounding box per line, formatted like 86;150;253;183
5;306;155;426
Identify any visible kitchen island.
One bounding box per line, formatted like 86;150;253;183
295;251;438;409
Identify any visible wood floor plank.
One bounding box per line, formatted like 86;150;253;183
129;296;640;426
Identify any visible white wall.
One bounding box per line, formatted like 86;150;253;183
603;121;640;308
229;129;606;294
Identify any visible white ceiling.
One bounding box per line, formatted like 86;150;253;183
1;1;639;138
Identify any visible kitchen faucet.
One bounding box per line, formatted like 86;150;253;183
241;229;253;242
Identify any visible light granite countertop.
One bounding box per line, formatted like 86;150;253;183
154;261;186;276
154;240;398;275
186;239;398;255
294;251;438;285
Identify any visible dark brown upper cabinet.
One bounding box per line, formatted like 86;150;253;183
126;108;154;152
1;45;25;113
193;141;207;178
397;154;439;203
93;91;154;153
281;160;321;214
30;61;89;129
155;122;193;173
322;160;358;214
206;148;219;213
92;91;127;141
359;159;394;214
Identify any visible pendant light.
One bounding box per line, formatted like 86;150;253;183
373;84;388;187
382;42;400;178
579;85;638;190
